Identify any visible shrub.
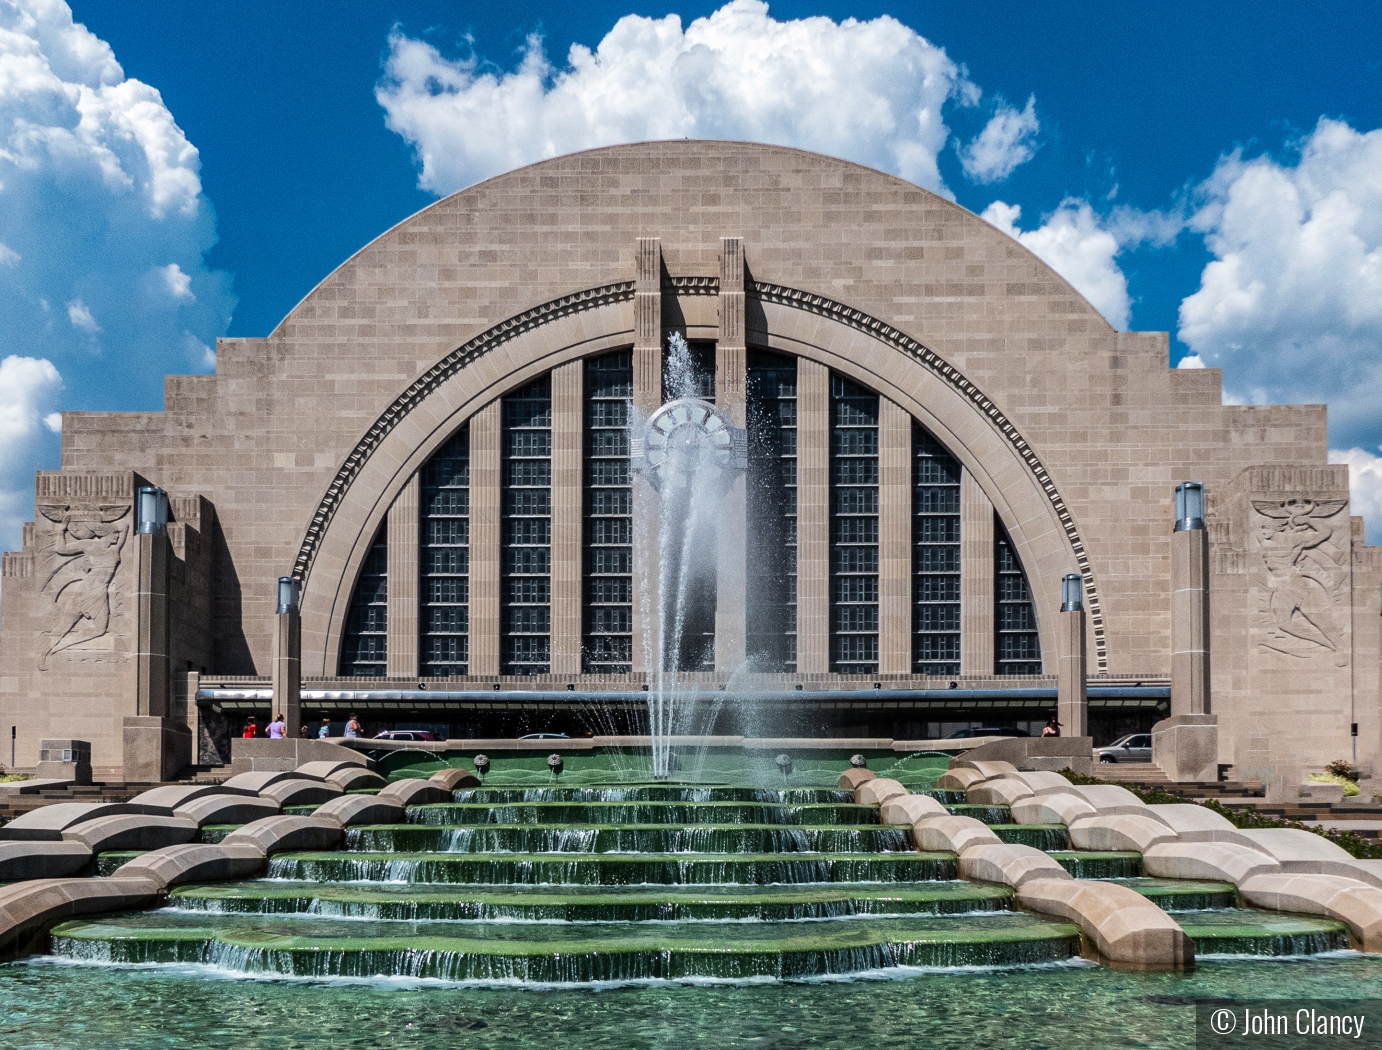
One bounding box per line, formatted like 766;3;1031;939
1310;771;1360;796
1324;759;1359;782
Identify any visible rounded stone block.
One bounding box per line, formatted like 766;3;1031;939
1239;873;1382;952
878;794;947;826
1235;828;1382;888
836;768;877;791
127;784;227;810
220;770;302;794
0;877;162;960
954;760;1020;778
0;841;93;882
1016;876;1194;970
1142;841;1280;885
221;816;344;856
429;767;481;791
378;779;454;807
313;794;406;828
0;802;164;842
1145;803;1246;843
1010;771;1078;797
958;843;1073;889
258;779;344;807
1010;793;1096;827
967;779;1034;806
1068;814;1178;854
60;815;199;854
932;767;988;792
174;794;280;829
111;844;267;889
854;778;907;806
914;815;1002;854
1069;785;1161;820
293;760;363;781
328;767;388;791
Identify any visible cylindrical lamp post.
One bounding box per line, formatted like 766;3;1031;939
1057;573;1088;738
272;575;303;739
1171;482;1210;715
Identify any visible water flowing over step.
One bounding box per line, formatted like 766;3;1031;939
347;824;913;854
1173;909;1349;957
408;802;881;827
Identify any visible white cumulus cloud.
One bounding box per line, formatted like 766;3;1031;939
0;0;235;555
377;0;984;197
982;198;1131;330
1178;118;1382;450
959;95;1038;184
1329;447;1382;545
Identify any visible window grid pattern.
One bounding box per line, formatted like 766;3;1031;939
339;528;387;676
746;351;797;672
421;427;469;676
502;375;552;675
582;351;633;673
829;374;880;673
996;521;1042;674
912;423;962;675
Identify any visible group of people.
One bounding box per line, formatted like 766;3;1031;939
240;714;364;739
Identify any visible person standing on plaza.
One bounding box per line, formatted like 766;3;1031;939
345;714;362;738
318;718;332;739
242;718;258;739
267;713;286;739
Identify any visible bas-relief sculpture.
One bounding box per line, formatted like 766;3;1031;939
36;503;130;670
1251;497;1349;663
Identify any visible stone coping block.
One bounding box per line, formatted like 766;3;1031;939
0;877;162;960
1144;804;1245;843
0;802;168;842
1069;785;1161;820
1009;771;1079;797
313;794;406;828
932;767;988;792
258;779;344;808
112;844;267;890
959;843;1072;889
61;815;199;854
914;815;1002;855
327;767;388;791
1239;873;1382;952
378;779;453;807
951;759;1020;778
836;768;877;791
1010;794;1096;827
0;778;74;796
967;779;1034;806
1143;841;1279;885
221;816;343;856
854;778;907;806
1017;877;1194;970
429;768;481;791
292;760;354;781
1236;828;1382;889
1300;781;1346;803
878;794;948;826
220;770;302;794
174;794;279;829
127;784;227;811
0;841;93;882
1068;815;1178;854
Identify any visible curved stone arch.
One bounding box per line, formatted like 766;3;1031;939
301;282;1106;675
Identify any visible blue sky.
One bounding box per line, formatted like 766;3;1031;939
2;0;1381;550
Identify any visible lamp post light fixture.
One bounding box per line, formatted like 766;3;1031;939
135;486;169;536
1174;481;1205;532
277;577;301;615
1061;573;1084;613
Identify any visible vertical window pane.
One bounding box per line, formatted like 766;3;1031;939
502;375;552;675
830;374;879;674
339;527;388;676
747;350;797;672
996;520;1042;674
583;351;633;673
421;426;469;676
913;423;961;675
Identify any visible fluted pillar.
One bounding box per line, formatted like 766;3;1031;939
632;237;662;674
551;361;584;674
796;359;830;673
715;237;747;672
468;401;502;676
878;399;911;675
386;474;419;677
960;471;995;675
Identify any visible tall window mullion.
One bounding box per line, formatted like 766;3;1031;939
747;350;797;672
501;375;552;675
829;374;879;673
339;527;387;676
583;351;633;673
912;424;961;675
996;522;1042;674
421;428;469;676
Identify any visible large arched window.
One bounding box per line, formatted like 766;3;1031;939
421;426;470;676
912;423;961;675
338;526;387;676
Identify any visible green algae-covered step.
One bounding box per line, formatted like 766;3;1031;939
1047;851;1143;879
345;823;913;855
198;825;242;845
50;910;1080;981
1108;877;1237;911
408;802;880;827
452;787;854;805
170;879;1014;922
945;804;1011;825
988;825;1069;850
266;850;956;886
95;851;145;877
1175;908;1349;956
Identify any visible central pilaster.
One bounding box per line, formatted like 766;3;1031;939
715;237;748;673
631;237;663;674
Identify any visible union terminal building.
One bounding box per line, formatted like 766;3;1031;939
2;142;1378;783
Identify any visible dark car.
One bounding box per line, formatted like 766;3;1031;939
373;730;439;741
944;726;1031;739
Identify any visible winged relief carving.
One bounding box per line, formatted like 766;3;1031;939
1251;497;1349;659
36;503;131;670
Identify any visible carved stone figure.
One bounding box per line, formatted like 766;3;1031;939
1251;497;1348;659
36;504;131;670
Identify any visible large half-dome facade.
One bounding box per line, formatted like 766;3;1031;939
1;141;1376;781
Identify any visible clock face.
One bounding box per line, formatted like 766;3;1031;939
639;397;743;491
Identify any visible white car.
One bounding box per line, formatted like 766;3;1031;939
1096;733;1153;763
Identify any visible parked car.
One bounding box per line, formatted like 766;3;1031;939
373;730;438;741
1096;733;1153;763
944;726;1030;739
518;732;570;740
